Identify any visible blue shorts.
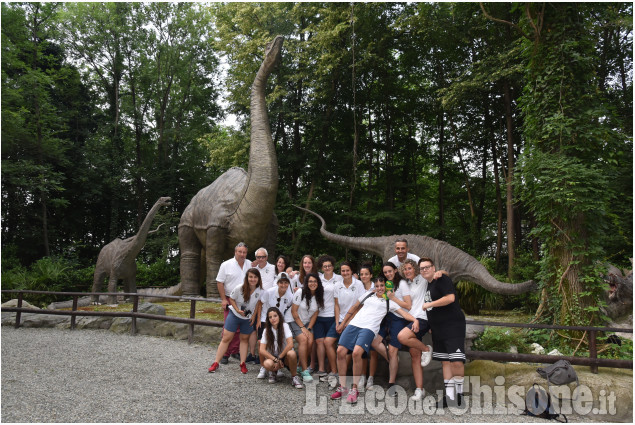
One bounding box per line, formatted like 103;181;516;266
339;325;375;356
224;310;256;335
406;318;431;339
378;312;409;349
313;316;335;340
325;321;341;339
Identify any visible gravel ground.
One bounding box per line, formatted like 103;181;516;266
2;327;594;423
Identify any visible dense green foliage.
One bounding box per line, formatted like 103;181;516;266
2;3;632;326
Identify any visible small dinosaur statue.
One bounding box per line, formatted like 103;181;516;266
91;196;172;304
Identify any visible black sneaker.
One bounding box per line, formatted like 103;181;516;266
246;353;256;364
230;353;240;360
386;384;398;397
220;355;229;365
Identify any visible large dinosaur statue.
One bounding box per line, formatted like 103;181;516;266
91;196;172;304
297;206;537;295
178;36;283;298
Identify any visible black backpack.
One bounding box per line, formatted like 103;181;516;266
524;383;567;422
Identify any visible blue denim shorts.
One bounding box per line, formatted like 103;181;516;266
224;310;256;335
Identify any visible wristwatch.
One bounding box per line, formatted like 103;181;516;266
307;327;312;332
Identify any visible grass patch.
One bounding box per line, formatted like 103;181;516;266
65;301;225;321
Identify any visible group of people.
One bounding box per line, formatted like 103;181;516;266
207;240;467;407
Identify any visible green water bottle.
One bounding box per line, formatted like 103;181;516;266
384;280;393;300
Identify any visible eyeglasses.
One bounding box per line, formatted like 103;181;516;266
322;264;333;269
276;297;281;308
256;255;266;259
421;265;433;271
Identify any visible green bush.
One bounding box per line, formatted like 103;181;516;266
472;327;531;353
136;259;179;288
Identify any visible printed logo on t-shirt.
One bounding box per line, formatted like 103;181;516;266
424;291;433;310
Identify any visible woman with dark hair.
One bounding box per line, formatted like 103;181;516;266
291;273;323;382
273;255;291;285
290;255;317;292
314;255;340;381
367;261;412;394
259;307;303;388
209;268;263;374
322;261;364;386
358;263;375;293
330;276;418;404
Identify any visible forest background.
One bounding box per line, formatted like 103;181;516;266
1;2;632;329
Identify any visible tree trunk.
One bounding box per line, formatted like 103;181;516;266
503;78;515;279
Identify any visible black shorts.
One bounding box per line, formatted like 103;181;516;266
431;335;466;363
406;318;431;339
257;322;266;339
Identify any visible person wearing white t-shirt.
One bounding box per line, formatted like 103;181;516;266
330;276;418;404
387;238;421;268
322;261;363;384
291;273;323;383
369;261;412;397
216;243;252;363
289;254;317;292
255;272;294;379
396;258;445;402
260;306;303;389
247;247;276;365
209;268;262;374
313;255;340;380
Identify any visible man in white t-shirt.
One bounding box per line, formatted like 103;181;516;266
387;238;420;268
253;247;276;290
217;242;252;363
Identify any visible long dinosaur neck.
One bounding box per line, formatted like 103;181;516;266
234;38;282;230
129;201;162;256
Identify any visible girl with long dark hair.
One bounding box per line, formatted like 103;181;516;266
290;273;323;382
259;307;303;388
209;268;263;374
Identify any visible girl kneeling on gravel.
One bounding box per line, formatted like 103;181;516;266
260;307;303;389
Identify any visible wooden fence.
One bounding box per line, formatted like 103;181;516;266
2;289;632;373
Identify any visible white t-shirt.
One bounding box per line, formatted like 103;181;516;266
406;275;429;320
229;284;262;320
289;273;303;292
349;294;400;335
390;279;411;301
388;253;421;268
318;273;341;318
292;289;319;323
255;262;277;291
334;279;366;322
260;285;294;323
260;323;293;356
217;257;252;294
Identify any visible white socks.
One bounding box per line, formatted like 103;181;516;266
444;378;456;400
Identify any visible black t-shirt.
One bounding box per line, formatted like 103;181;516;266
425;274;465;333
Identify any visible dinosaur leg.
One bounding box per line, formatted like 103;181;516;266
123;270;136;303
106;276;119;305
179;225;202;297
91;269;107;304
205;226;226;299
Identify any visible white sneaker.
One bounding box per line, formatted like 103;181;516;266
268;371;276;384
292;374;303;389
410;388;425;401
327;373;339;389
421;345;433;367
277;369;285;378
257;367;267;379
357;375;366;392
366;375;374;390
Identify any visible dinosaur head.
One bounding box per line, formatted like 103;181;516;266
158;196;172;207
262;35;284;72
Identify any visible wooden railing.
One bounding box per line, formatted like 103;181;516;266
1;290;224;344
2;290;632;373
